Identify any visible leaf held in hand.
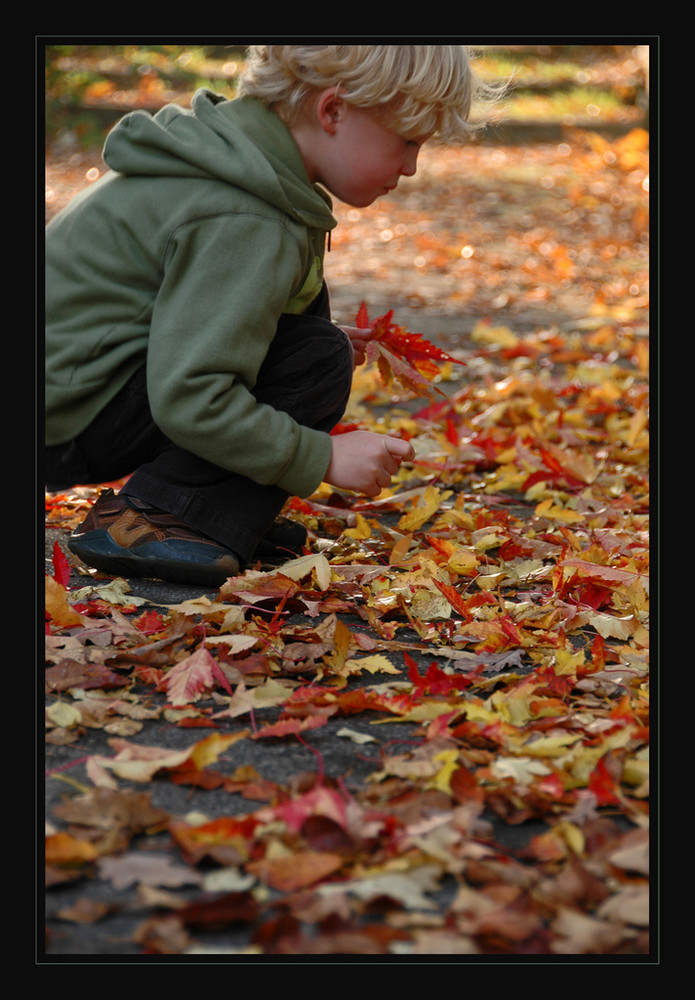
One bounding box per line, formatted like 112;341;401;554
357;303;464;397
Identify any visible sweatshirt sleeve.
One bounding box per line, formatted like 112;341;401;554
146;211;333;497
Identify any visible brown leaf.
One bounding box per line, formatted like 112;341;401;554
45;659;130;692
247;851;344;891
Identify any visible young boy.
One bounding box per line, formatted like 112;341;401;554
45;44;492;587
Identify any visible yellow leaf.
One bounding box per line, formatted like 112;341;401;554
521;732;582;757
447;549;479;575
581;611;639;640
460;700;502;726
70;578;148;607
498;558;550;584
343;513;372;539
344;654;401;675
390;532;414;564
45;576;86;627
446;503;476;532
554;648;586;674
623;748;649;788
476;572;507;591
556;602;640;641
554;821;585;855
566;729;634;785
472;528;508;551
322;867;441;911
374;701;461;725
397;486;451;531
165;595;235;616
626;406;648;448
486;466;529;492
188;731;248;770
276;552;332;590
426;749;461;793
325;618;353;672
492;692;534;727
411;586;452;620
535;499;585;523
46;701;82;729
471;321;519;348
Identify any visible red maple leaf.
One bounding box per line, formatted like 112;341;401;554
356;303;465;398
406;655;472;696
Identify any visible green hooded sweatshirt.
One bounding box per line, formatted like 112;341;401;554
45;90;338;499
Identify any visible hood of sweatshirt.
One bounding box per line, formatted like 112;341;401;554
102;89;336;235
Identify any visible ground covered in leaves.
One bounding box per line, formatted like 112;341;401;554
44;124;650;960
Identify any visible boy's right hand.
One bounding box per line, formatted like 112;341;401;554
324;431;415;498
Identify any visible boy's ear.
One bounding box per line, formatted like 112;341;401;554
315;87;344;135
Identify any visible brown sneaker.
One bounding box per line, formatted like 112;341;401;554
67;490;240;587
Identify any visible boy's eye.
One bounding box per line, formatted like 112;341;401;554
404;135;431;149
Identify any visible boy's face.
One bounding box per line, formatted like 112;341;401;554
293;92;431;208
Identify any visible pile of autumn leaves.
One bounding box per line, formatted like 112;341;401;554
45;308;649;956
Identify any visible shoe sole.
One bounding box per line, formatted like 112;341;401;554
68;529;239;588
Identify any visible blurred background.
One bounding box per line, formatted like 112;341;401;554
44;42;649;149
44;42;651;337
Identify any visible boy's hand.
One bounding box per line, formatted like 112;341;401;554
338;324;375;367
325;431;414;498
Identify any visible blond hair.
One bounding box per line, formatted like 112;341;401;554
237;44;501;143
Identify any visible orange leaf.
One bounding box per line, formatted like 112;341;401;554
433;578;472;618
46;831;98;866
252;712;331;739
45;575;85;628
247;850;343;891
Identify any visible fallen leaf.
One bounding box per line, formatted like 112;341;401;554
247;850;344;891
160;645;234;706
98;852;203;890
320;864;443;911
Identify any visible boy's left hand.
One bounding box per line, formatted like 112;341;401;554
338;324;375;367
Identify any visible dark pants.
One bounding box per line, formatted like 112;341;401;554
46;286;353;561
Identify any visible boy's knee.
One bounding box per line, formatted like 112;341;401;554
313;318;353;368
